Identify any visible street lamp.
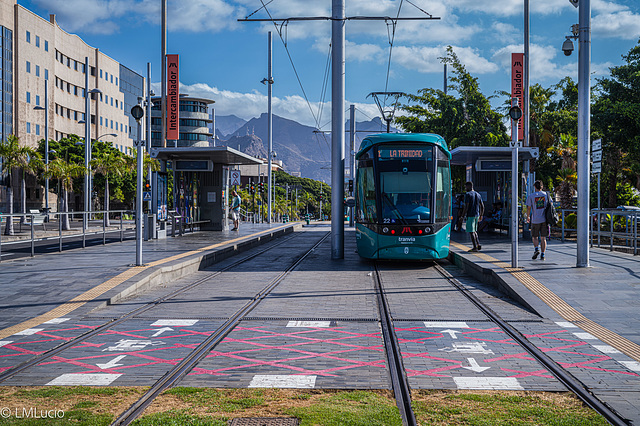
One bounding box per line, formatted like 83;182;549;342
83;86;102;230
33;80;49;218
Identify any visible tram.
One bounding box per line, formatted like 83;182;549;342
355;133;451;260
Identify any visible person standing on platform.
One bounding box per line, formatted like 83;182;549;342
461;181;484;252
526;180;550;260
231;190;241;231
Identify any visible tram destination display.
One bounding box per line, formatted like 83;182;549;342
378;147;432;159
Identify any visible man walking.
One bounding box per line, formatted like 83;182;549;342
526;180;550;260
230;190;241;231
461;181;484;252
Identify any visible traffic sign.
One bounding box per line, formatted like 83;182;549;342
592;138;602;151
143;191;151;201
230;170;241;186
592;150;602;162
592;162;602;174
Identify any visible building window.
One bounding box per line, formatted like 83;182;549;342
104;94;108;104
35;65;40;77
45;69;48;80
74;86;78;96
115;77;118;86
35;95;40;106
44;40;48;51
74;111;78;121
67;57;70;67
100;117;103;126
74;61;78;71
26;31;30;43
26;61;31;73
26;122;31;133
105;71;108;81
90;66;95;76
115;99;118;108
110;75;113;84
35;35;40;47
100;69;103;78
36;124;40;135
26;92;31;103
111;98;113;106
110;120;113;129
82;64;86;74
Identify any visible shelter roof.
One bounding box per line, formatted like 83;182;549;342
450;146;539;166
150;146;263;165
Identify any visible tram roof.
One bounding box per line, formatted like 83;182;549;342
150;146;263;165
356;133;449;159
450;146;539;165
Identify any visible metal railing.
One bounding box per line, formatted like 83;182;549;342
551;208;639;255
0;209;134;261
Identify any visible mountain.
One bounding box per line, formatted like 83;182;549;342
214;114;247;137
218;113;398;182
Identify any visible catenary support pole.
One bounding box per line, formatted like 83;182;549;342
349;104;355;227
136;120;143;266
577;0;591;267
161;0;167;148
44;79;49;217
146;62;153;213
511;98;519;268
267;31;273;224
524;0;531;195
84;56;90;231
331;0;345;259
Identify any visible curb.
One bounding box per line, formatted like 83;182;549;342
448;248;561;320
101;224;300;308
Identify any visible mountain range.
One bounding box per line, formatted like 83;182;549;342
214;113;396;182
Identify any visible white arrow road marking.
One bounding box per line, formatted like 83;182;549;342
96;355;127;369
151;327;174;337
440;342;494;355
441;329;461;339
462;357;490;373
103;339;165;352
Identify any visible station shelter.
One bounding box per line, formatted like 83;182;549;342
450;146;539;233
151;147;262;231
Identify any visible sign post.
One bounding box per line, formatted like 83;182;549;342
509;99;523;268
592;138;602;245
230;170;241;187
131;104;145;266
166;54;179;146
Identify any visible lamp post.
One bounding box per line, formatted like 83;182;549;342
83;72;102;229
33;79;49;218
131;104;145;266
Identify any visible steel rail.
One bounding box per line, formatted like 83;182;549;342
373;263;417;426
432;262;629;426
111;232;330;426
0;233;299;384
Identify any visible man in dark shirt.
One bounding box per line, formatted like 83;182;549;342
461;181;484;251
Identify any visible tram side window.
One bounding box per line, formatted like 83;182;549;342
435;158;451;223
357;165;377;223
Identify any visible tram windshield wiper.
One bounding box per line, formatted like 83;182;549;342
381;192;408;225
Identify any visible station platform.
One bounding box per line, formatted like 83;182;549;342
0;222;301;339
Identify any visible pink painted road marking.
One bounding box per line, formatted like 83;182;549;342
500;368;554;379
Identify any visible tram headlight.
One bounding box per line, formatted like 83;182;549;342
425;226;432;234
382;227;389;234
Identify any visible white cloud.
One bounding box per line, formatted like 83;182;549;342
392;45;498;74
34;0;245;34
163;82;381;127
593;10;640;39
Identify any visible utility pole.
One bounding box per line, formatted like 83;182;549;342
161;0;167;148
577;0;591;267
524;0;531;196
239;7;439;259
146;63;153;213
267;31;273;224
349;104;355;227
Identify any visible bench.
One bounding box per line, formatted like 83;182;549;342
26;209;47;231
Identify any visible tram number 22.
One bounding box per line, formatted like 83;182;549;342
383;218;391;224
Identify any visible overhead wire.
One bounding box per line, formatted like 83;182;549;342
383;0;404;109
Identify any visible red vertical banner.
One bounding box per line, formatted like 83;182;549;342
167;54;180;141
511;53;524;141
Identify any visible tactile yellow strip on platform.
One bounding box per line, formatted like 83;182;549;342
451;241;640;362
0;224;294;340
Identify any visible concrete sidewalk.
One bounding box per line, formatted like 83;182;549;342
0;222;300;339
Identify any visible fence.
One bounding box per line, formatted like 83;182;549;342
552;208;639;255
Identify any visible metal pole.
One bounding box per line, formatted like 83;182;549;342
597;173;601;246
267;31;273;224
136;119;143;266
84;57;90;231
44;80;49;217
524;0;531;191
349;104;355;227
331;0;345;259
444;64;447;95
511;98;519;268
147;63;153;213
161;0;167;148
577;0;591;267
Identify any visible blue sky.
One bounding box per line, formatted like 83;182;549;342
18;0;640;130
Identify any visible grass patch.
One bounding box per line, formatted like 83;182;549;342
412;390;609;425
0;387;607;425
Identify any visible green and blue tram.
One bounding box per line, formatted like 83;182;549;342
355;133;451;260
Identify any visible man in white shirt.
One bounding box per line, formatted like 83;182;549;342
525;180;550;260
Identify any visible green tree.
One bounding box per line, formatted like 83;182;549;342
592;38;640;207
91;149;127;226
19;147;44;224
1;135;35;235
396;46;509;150
44;158;86;230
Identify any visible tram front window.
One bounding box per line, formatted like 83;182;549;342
378;146;433;224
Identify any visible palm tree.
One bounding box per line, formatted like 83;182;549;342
20;149;44;225
91;151;126;226
548;133;577;209
44;158;86;230
0;135;33;235
555;168;578;210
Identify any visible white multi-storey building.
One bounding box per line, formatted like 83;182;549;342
0;0;144;210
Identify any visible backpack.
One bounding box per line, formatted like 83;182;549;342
544;193;558;226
